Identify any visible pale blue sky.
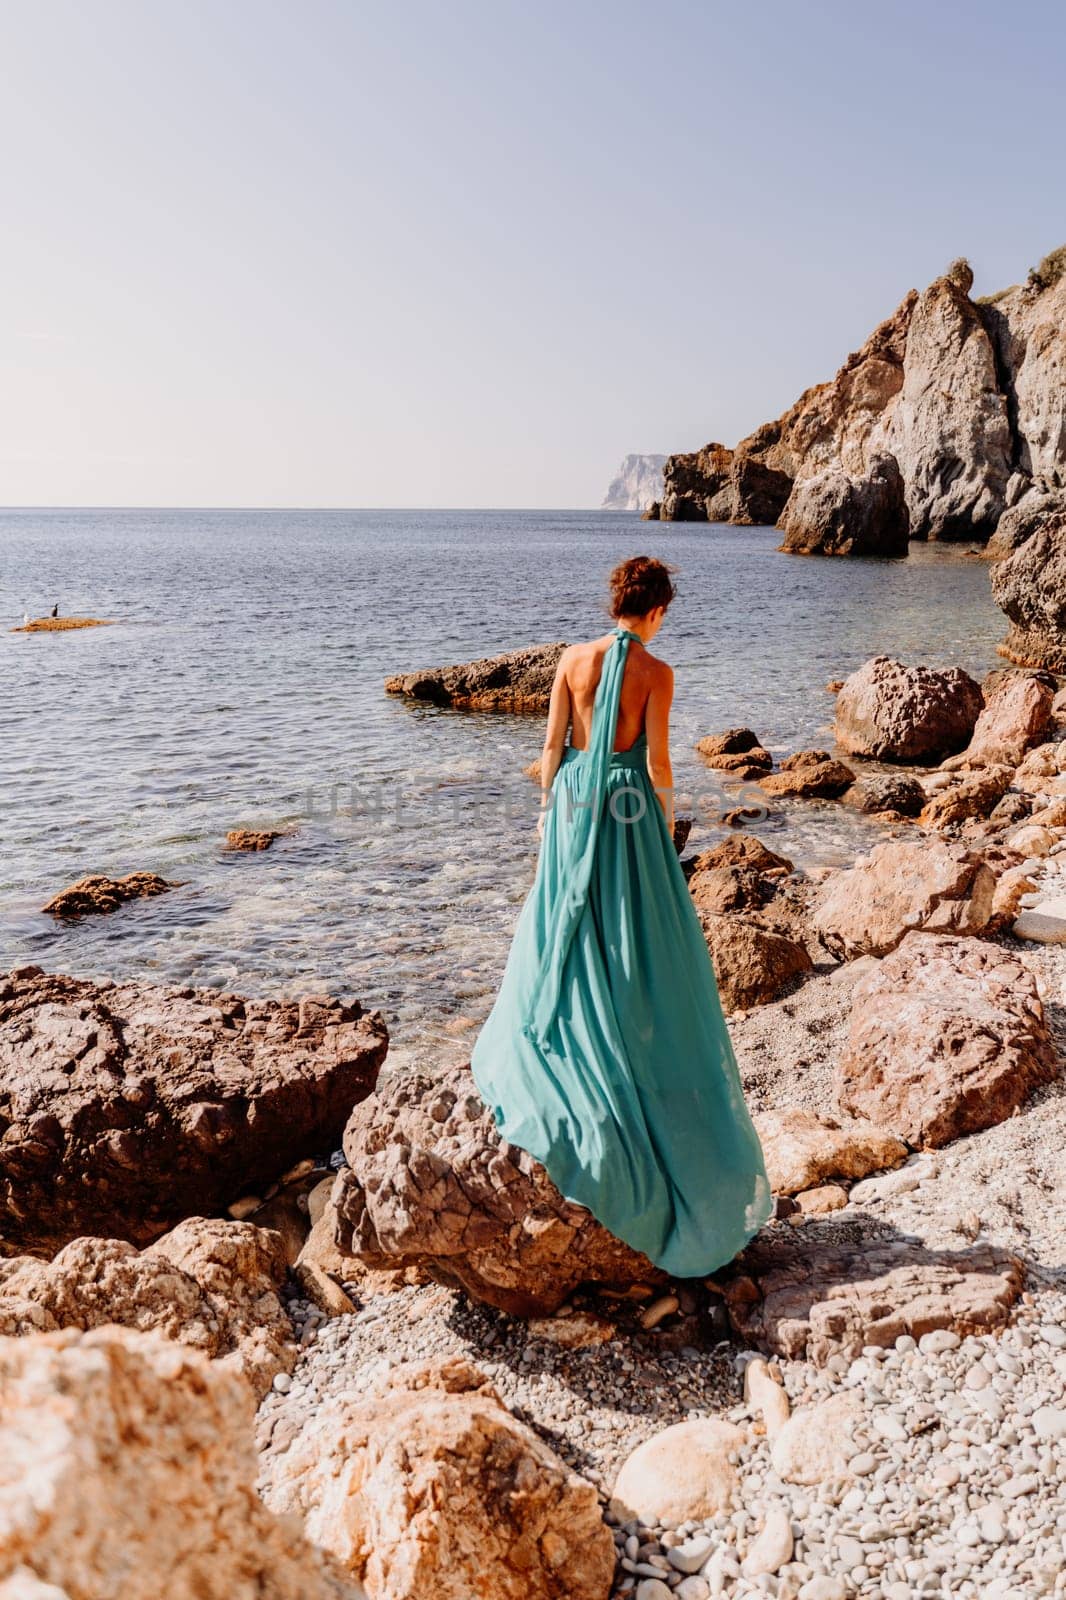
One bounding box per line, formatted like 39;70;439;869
0;0;1063;508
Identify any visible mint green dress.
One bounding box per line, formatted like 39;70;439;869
472;626;772;1276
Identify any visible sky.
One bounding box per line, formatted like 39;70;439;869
0;0;1064;509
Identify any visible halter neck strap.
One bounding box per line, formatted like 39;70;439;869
613;625;643;645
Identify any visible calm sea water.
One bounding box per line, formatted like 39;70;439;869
0;509;1004;1070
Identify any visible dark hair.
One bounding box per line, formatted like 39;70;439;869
608;555;677;619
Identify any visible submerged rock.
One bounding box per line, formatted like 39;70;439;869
224;828;284;851
0;1327;360;1600
264;1356;615;1600
834;656;983;763
385;641;566;712
41;872;176;918
0;1217;294;1400
778;455;909;557
0;968;386;1254
695;727;773;776
331;1062;661;1316
838;931;1059;1147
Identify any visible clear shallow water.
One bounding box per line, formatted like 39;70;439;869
0;509;1004;1068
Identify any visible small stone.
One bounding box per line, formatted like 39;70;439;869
636;1582;674;1600
742;1507;794;1577
918;1329;960;1355
1031;1405;1066;1440
668;1537;715;1575
640;1294;680;1331
676;1580;711;1600
272;1371;292;1394
798;1579;846;1600
227;1195;262;1220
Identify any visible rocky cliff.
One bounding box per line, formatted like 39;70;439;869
652;247;1066;550
601;453;666;511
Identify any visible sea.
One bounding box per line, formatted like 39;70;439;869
0;508;1005;1071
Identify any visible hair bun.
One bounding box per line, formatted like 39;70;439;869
608;555;677;619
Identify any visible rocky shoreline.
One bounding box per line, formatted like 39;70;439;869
2;652;1065;1599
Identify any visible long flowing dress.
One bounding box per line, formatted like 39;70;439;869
472;625;772;1276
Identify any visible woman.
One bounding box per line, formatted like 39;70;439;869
472;555;771;1276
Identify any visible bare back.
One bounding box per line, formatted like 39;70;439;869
565;634;666;752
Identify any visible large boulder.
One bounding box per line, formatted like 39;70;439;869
722;1225;1024;1363
778;455;909;557
990;499;1066;672
331;1063;661;1316
834;657;983;763
752;1108;907;1197
263;1356;614;1600
838;932;1059;1147
699;914;813;1011
0;1328;360;1600
729;455;794;526
949;671;1055;767
385;642;566;711
0;968;387;1254
0;1218;294;1400
660;442;734;521
812;838;998;958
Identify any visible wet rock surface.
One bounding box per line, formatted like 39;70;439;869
385;641;567;712
41;873;176;918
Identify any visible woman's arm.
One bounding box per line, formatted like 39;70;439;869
537;651;572;834
645;661;675;832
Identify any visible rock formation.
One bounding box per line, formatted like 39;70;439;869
989;498;1066;672
0;1327;360;1600
778;455;909;557
0;1218;294;1399
722;1224;1024;1363
331;1063;661;1315
0;967;387;1254
752;1108;907;1197
385;642;566;712
838;932;1059;1147
601;452;666;511
833;657;983;763
757;750;855;798
41;873;175;918
657;247;1066;552
263;1356;615;1600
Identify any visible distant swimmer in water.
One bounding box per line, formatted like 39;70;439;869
51;604;59;618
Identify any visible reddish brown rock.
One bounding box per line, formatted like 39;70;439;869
918;766;1014;830
723;1225;1023;1363
692;836;794;874
0;1328;359;1600
385;642;566;712
841;773;926;817
834;657;983;763
41;873;175;918
700;915;813;1011
812;838;998;958
0;968;387;1254
225;829;283;851
689;865;772;916
951;672;1054;767
695;728;773;776
759;751;855;798
838;931;1059;1147
752;1108;907;1197
262;1356;615;1600
0;1218;294;1399
331;1063;662;1316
